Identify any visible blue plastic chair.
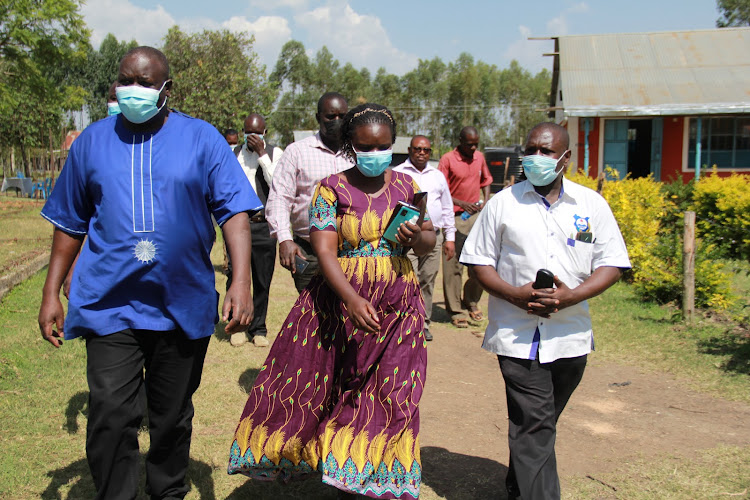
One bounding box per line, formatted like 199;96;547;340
31;177;52;199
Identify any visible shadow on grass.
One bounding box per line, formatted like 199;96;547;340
697;329;750;375
421;446;509;500
430;302;452;324
225;475;337;499
238;368;260;394
41;456;215;499
214;321;231;343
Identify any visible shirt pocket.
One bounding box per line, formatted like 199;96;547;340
564;240;594;280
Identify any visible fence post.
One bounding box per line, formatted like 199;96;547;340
683;211;696;322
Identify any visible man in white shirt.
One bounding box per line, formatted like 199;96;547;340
460;122;631;500
228;113;284;347
393;135;456;341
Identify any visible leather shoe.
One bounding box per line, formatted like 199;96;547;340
229;331;247;347
424;330;433;341
252;335;270;347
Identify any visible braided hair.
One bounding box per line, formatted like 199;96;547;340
340;103;397;162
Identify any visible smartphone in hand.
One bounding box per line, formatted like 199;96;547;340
532;269;555;289
294;255;310;274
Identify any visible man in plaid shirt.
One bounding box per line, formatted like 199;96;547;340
266;92;352;292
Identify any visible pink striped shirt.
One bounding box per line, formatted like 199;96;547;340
266;132;352;242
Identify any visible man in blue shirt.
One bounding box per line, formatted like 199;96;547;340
38;46;262;500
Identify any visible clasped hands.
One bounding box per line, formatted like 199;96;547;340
514;275;577;318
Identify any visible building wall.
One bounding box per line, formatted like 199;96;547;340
661;116;686;182
574;117;601;177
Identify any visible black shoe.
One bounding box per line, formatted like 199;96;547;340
424;330;433;341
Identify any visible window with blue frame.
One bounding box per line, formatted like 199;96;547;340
688;116;750;169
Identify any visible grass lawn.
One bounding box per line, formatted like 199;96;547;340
0;196;50;274
1;200;748;498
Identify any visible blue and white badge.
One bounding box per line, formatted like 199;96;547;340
574;214;590;232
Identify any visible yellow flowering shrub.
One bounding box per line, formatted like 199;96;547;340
692;171;750;261
576;168;736;310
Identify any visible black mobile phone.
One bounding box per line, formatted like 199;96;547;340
294;255;310;274
532;269;555;289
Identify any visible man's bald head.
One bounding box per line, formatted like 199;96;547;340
244;113;266;133
526;122;569;150
120;46;170;82
459;126;478;142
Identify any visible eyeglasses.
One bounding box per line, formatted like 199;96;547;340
411;147;432;153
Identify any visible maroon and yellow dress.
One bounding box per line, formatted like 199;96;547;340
227;171;428;499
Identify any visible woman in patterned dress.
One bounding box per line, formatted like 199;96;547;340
228;103;435;499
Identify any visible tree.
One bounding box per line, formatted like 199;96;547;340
0;0;90;173
162;26;277;136
716;0;750;27
81;34;138;123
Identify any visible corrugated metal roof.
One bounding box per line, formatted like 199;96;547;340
555;28;750;117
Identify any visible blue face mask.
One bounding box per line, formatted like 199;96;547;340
245;133;264;143
116;80;170;124
355;149;393;177
107;102;121;116
522;151;568;186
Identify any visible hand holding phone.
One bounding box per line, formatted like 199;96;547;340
294;255;309;274
532;269;555;289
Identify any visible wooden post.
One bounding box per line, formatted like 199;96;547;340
503;157;510;187
596;171;605;194
683;211;696;322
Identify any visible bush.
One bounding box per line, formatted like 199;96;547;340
566;168;735;310
692;172;750;261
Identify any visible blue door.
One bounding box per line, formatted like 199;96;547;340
650;118;663;180
603;119;628;179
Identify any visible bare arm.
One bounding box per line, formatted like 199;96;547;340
221;212;254;333
311;230;380;333
470;264;623;318
38;229;84;347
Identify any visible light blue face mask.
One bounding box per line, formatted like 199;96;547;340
522;151;568;186
115;80;170;124
107;102;121;116
355;149;393;177
245;133;264;143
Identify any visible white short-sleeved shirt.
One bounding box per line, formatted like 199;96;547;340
460;179;631;363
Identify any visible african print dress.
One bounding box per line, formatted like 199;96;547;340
228;171;428;499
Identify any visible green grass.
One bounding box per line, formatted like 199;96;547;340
589;280;750;402
0;197;51;274
1;215;749;498
567;445;750;499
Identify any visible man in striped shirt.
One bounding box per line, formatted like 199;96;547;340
266;92;352;292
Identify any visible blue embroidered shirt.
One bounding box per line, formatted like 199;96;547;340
41;111;262;340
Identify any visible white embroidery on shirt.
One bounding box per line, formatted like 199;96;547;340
134;238;157;263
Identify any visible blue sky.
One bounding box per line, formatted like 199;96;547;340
82;0;720;75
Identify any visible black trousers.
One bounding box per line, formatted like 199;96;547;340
292;236;319;293
85;329;210;500
226;221;277;337
498;354;587;500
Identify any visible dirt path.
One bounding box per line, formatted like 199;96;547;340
418;305;750;498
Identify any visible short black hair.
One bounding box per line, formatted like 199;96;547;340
224;128;238;138
340;103;397;162
317;92;347;114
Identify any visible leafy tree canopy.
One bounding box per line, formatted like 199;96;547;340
716;0;750;27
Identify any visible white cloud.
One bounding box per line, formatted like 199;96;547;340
294;2;417;74
247;0;309;10
222;16;292;69
503;25;552;74
81;0;176;48
502;3;589;74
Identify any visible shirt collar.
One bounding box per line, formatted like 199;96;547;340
401;158;434;173
314;131;338;155
522;177;570;207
